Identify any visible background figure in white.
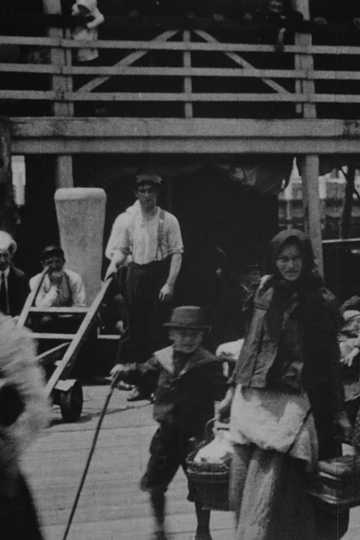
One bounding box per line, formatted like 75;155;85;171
71;0;104;62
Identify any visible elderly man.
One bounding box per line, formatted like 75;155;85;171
30;245;86;309
0;231;29;317
106;174;183;401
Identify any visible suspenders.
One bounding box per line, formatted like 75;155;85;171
129;208;166;263
155;209;165;261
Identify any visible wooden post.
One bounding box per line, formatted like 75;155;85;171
293;1;323;272
340;162;356;240
55;155;74;189
183;31;193;119
0;117;17;234
43;1;74;188
301;155;324;276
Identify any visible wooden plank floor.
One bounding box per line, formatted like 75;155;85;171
23;385;360;540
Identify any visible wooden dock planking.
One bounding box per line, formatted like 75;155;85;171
22;385;234;540
22;385;360;540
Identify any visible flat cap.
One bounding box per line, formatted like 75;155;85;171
136;173;162;186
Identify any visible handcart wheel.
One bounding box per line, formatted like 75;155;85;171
60;380;83;422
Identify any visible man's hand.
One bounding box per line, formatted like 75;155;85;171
110;364;126;381
48;270;63;287
159;283;174;302
216;387;235;423
105;263;117;281
341;347;360;367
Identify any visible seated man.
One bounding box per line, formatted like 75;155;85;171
30;245;86;309
0;230;29;318
29;245;86;333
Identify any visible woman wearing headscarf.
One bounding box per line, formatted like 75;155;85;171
218;229;352;540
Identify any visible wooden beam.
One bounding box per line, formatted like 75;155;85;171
9;118;360;154
9;118;356;139
301;155;323;275
11;138;360;155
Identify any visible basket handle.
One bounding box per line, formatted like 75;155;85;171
204;418;229;441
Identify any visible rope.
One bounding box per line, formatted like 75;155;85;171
61;371;121;540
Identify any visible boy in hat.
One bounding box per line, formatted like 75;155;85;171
110;306;227;540
106;173;183;401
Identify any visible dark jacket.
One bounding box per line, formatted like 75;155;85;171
232;229;346;460
233;276;343;407
121;345;227;435
0;267;29;317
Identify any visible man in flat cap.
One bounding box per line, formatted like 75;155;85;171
0;231;29;318
106;174;184;401
30;245;86;309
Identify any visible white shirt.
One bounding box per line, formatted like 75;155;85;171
105;201;140;261
117;207;184;265
30;269;86;308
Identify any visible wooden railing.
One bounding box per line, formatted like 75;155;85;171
1;25;360;119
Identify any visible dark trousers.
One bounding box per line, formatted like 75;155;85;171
140;424;198;501
126;260;171;367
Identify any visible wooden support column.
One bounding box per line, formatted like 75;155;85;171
0;117;17;234
293;1;323;273
43;0;74;188
183;31;193;119
54;155;74;189
302;155;323;275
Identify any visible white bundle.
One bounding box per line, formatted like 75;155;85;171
194;429;233;464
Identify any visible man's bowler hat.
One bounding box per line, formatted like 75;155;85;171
41;245;65;261
135;173;162;186
164;306;210;330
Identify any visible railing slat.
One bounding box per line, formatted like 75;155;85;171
2;91;359;103
3;64;360;82
2;34;360;55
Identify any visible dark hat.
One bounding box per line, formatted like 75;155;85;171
164;306;210;330
41;245;65;261
135;173;162;187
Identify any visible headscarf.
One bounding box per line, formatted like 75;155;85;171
264;229;315;280
262;229;324;341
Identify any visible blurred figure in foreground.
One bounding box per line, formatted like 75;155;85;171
0;314;50;538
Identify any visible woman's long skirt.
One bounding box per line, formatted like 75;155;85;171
229;444;348;540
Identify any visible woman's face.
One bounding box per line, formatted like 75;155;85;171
276;242;303;282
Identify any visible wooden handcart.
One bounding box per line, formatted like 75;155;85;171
17;270;116;422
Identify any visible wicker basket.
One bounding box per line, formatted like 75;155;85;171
187;466;230;511
308;454;360;509
187;420;231;511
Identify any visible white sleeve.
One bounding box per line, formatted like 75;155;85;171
70;273;86;307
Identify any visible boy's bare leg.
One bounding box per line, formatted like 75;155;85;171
195;502;212;540
150;488;167;540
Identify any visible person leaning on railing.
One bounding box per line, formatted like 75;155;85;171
71;0;104;63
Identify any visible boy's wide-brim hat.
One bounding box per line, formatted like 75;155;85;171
164;306;210;330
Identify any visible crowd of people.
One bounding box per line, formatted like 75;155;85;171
1;173;360;539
